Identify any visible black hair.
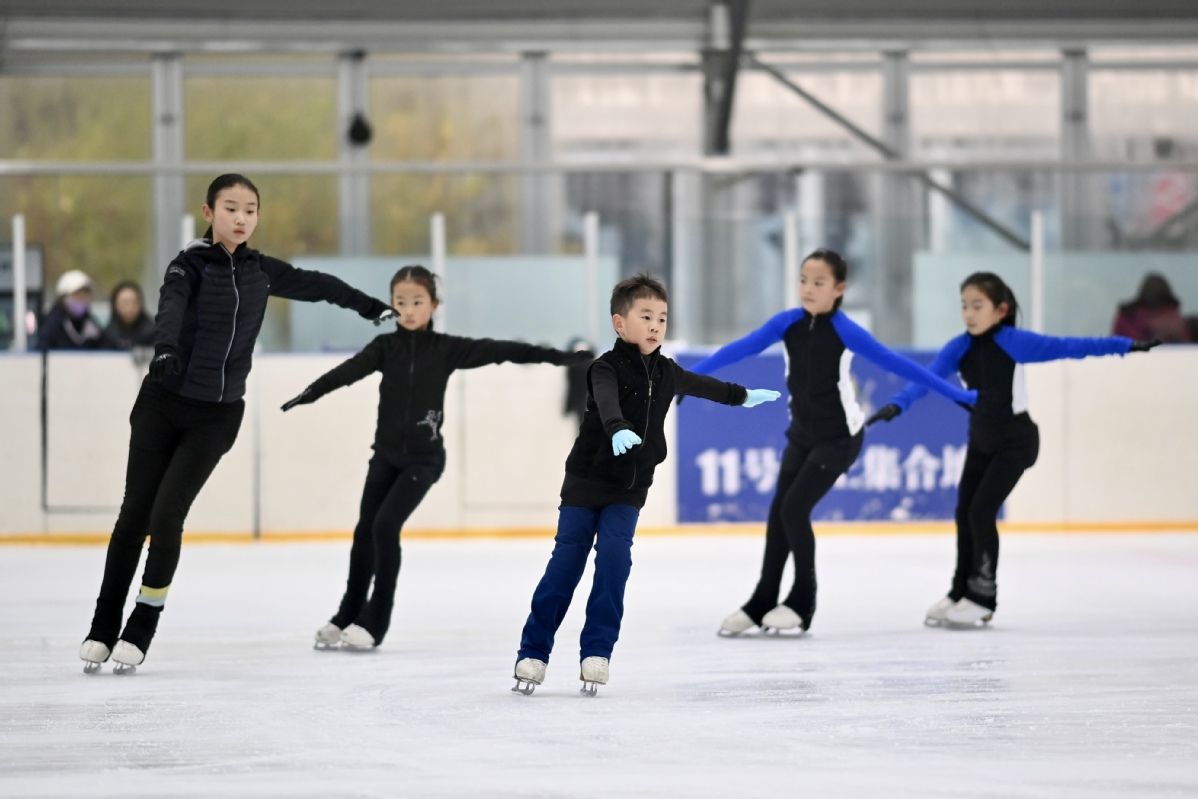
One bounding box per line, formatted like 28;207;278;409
610;273;668;316
390;265;439;303
109;280;148;323
801;248;848;310
202;173;260;241
961;271;1019;327
1133;273;1180;308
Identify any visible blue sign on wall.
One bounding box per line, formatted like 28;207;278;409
674;350;970;523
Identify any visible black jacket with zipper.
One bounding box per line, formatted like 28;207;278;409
154;239;389;404
561;338;748;510
304;326;583;455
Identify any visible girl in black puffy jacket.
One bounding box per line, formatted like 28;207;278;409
80;174;393;674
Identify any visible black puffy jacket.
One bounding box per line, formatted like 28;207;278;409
561;338;747;509
154;240;388;403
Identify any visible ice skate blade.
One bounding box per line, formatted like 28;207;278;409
717;627;752;638
82;661;103;674
943;617;993;630
580;681;600;697
112;663;137;675
763;627;807;638
924;617;945;627
313;642;342;651
511;678;538;696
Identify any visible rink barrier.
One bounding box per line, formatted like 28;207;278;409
2;520;1197;546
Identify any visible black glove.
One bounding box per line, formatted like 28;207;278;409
955;401;975;414
866;403;901;427
1129;338;1162;353
148;349;181;382
373;308;397;327
280;386;318;412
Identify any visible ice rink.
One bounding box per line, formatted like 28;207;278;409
2;531;1196;798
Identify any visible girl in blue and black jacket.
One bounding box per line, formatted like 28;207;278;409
869;272;1159;627
693;249;979;637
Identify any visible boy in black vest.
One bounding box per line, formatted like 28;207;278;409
512;274;780;696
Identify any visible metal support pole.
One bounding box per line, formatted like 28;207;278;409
583;211;601;347
12;214;27;352
338;51;371;254
519;51;553;255
430;213;447;331
151;53;185;277
1061;49;1092;250
1030;210;1046;333
783;209;800;310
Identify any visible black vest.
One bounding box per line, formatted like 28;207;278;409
563;339;677;502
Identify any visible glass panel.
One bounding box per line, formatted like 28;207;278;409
0;76;151;160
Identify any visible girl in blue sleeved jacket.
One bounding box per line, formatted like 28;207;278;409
868;272;1160;627
693;249;979;637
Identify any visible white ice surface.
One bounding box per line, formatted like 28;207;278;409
2;533;1197;798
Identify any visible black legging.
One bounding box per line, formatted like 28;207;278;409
951;429;1040;611
88;381;243;651
742;431;864;629
329;447;444;644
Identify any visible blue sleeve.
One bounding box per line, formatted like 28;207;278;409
888;334;971;412
832;313;978;407
994;326;1132;363
689;308;804;375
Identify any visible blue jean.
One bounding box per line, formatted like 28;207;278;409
517;504;639;663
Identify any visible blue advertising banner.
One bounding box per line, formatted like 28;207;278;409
674;349;970;523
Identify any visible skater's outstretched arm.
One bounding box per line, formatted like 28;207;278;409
884;333;973;415
280;336;386;411
993;327;1140;363
261;256;390;322
833;313;977;408
445;336;592;371
689;308;804;375
672;363;750;406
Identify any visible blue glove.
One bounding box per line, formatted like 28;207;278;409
742;388;781;408
611;429;642;456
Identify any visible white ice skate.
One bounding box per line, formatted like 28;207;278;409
314;622;342;650
511;658;546;696
924;596;956;627
579;656;609;697
761;605;806;636
111;640;144;674
944;598;994;628
718;609;757;638
79;640;111;674
339;624;376;650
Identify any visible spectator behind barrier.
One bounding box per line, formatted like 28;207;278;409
1113;273;1191;343
105;280;156;350
39;269;113;351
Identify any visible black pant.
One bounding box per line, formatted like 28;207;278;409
951;427;1040;611
330;447;444;644
742;431;864;629
88;380;244;651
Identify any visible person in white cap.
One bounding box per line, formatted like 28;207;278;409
39;269;112;351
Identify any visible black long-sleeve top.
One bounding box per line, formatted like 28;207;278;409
304;326;582;455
